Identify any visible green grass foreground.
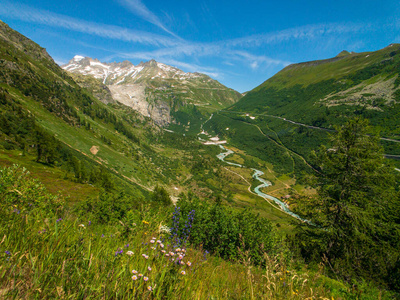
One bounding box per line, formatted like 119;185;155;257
0;165;395;299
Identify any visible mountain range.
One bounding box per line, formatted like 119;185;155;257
62;56;241;127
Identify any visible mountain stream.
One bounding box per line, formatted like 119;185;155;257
201;114;308;222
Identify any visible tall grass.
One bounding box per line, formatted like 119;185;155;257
0;165;393;299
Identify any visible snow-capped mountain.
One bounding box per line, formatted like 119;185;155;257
62;56;241;126
63;56;203;85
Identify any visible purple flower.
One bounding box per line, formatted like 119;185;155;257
88;221;91;226
56;218;62;222
5;251;11;255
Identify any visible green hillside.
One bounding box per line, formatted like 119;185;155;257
231;44;400;136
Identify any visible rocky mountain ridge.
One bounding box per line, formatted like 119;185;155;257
63;56;241;127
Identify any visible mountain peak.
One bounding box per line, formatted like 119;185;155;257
336;50;351;57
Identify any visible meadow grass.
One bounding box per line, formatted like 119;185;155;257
1;165;396;299
0;207;338;300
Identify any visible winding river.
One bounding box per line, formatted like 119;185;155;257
199;113;309;222
215;145;308;222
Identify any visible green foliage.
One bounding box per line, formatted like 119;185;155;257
173;196;284;266
0;164;64;214
293;118;400;289
152;185;172;206
74;191;143;224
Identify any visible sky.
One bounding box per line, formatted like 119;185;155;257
0;0;399;92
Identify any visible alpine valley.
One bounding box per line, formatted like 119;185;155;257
1;19;400;300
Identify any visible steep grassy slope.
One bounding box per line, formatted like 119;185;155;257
231;44;400;138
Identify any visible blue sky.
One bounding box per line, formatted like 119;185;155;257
0;0;399;92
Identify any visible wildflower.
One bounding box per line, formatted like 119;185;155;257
161;250;166;254
169;252;175;256
165;253;170;257
147;286;152;291
159;225;171;233
138;273;143;277
147;266;152;271
132;275;138;281
56;218;62;222
5;251;11;255
150;240;155;244
157;240;161;244
88;221;91;225
126;251;134;256
180;260;185;265
160;244;164;248
132;223;137;226
79;224;85;228
132;270;138;274
142;220;149;225
180;270;186;275
151;247;156;250
143;276;149;281
101;234;105;238
178;254;183;260
176;248;181;252
125;244;130;248
187;261;192;267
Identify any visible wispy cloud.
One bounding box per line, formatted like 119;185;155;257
116;0;179;38
0;0;386;79
0;1;181;47
225;22;371;48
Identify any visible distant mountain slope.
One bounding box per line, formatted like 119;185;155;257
63;56;242;127
0;19;176;195
231;44;400;139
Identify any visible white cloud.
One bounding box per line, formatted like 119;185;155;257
116;0;179;38
0;1;181;47
225;22;370;48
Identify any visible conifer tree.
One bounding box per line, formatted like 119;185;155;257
295;117;400;285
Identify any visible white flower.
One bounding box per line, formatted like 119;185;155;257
126;251;134;256
159;225;171;234
78;224;85;228
180;270;186;275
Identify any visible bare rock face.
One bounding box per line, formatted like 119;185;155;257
108;83;171;126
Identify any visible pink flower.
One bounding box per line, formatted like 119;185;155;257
143;276;149;281
132;270;138;274
132;275;138;281
180;270;186;275
187;261;192;267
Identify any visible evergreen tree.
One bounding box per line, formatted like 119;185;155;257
294;118;400;286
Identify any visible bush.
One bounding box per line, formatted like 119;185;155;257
0;164;64;214
171;197;285;266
